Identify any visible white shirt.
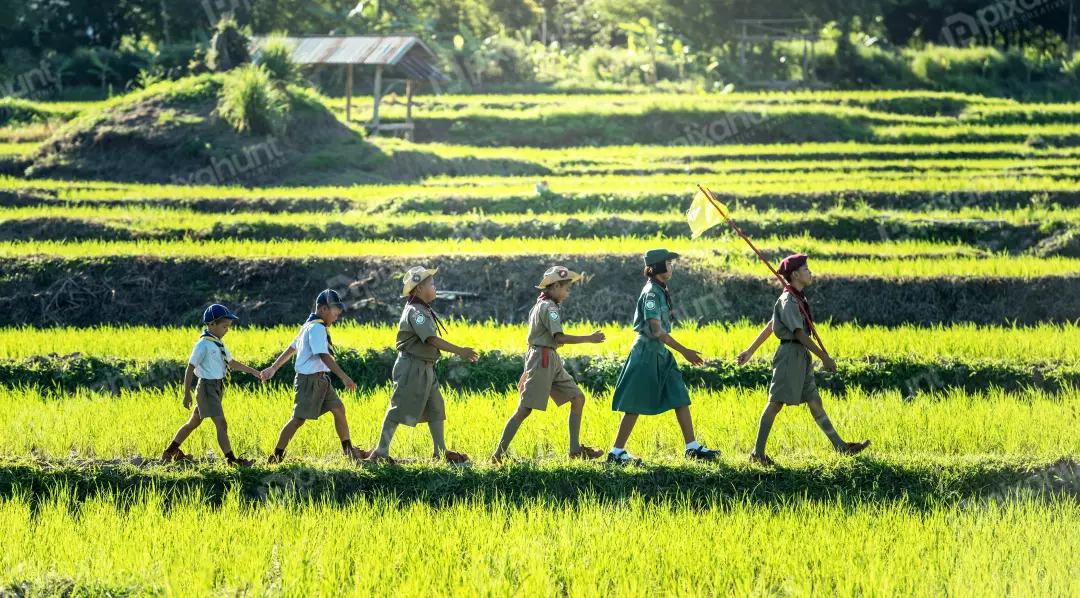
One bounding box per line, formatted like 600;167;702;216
188;337;233;380
291;321;331;375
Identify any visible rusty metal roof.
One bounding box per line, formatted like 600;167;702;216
250;35;448;81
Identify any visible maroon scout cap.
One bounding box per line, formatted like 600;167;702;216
777;254;808;276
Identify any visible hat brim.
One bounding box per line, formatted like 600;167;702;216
645;251;680;266
402;268;439;297
535;270;583;289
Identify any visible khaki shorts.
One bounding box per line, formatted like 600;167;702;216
767;343;821;406
293;373;344;420
386;353;445;427
518;346;583;411
194;377;225;419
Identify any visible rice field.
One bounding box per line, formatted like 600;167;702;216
4;88;1080;595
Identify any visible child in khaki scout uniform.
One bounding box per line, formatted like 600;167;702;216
607;249;720;465
366;267;478;464
736;254;870;466
490;266;607;463
161;304;263;466
262;289;370;464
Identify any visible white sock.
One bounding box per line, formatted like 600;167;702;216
685;440;701;451
609;447;625;456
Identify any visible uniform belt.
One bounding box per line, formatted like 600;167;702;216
399;351;435;365
297;372;331;378
530;345;555;368
779;339;801;344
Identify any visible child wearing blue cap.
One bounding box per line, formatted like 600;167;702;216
160;303;264;466
263;289;369;463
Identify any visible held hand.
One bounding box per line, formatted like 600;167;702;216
260;367;276;381
341;375;357;392
821;355;838;373
736;348;754;366
182;391;193;410
589;330;606;343
255;370;268;382
458;347;479;362
682;348;705;366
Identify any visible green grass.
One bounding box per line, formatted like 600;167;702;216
4;321;1080;364
4;385;1079;460
0;142;37;157
4;489;1079;596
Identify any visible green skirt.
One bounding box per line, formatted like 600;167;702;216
610;335;692;415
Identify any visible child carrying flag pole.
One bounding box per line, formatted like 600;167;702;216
686;186;869;465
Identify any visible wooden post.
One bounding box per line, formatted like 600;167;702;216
802;37;809;82
372;65;383;135
405;79;414;142
345;64;353;123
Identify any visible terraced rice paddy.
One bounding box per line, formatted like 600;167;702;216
3;89;1080;595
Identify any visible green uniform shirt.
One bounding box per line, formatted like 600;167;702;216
632;281;672;338
396;303;441;360
771;291;806;341
526;298;563;348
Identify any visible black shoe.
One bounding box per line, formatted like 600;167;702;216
606;450;641;466
685;445;719;461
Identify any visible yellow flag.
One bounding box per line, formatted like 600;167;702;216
687;188;728;239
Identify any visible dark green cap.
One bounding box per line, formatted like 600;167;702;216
644;248;680;266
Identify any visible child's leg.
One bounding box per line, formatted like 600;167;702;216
806;399;845;449
329;404;351;443
167;408;203;449
753;402;785;456
673;406;696;444
372;412;399;457
208;415;232;455
428;419;447;455
612;413;639;450
567;397;585;454
493;407;532;458
273;417;305;452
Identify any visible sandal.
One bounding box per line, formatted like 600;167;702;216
266;452;286;465
605;450;641;466
227;456;255;468
838;440;871;456
442;450;470;464
685;445;720;461
347;447;372;461
749;453;775;467
365;453;396;465
569;446;604;460
160;447;193;463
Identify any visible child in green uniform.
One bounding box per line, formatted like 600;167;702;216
262;289;370;464
366;266;478;464
736;254;870;466
161;304;263;466
491;266;607;463
607;249;720;464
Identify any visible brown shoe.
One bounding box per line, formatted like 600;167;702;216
838;440;871;455
160;447;193;463
489;455;505;465
347;447;372;461
228;456;255;467
365;452;395;465
749;453;775;467
443;450;470;464
267;453;285;465
569;446;604;460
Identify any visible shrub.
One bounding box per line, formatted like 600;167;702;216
255;36;296;84
215;64;288;135
206;15;252;73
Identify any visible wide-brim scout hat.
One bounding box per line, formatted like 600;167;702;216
536;266;582;289
777;253;809;277
643;248;680;267
203;303;239;324
402;266;439;297
315;288;346;311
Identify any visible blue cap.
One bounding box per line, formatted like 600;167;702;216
203;303;239;324
316;289;346;311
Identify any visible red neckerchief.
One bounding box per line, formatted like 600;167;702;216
407;294;447;335
648;277;674;318
784;284;813;323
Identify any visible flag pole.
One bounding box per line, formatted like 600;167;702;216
695;184;828;355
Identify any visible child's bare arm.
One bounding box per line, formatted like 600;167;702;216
182;364;196;408
426;336;479;362
648;319;703;365
228;359;263;379
263;346;297;379
793;328;836;371
552;331;605;346
737;321;774;365
317;353;356;390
